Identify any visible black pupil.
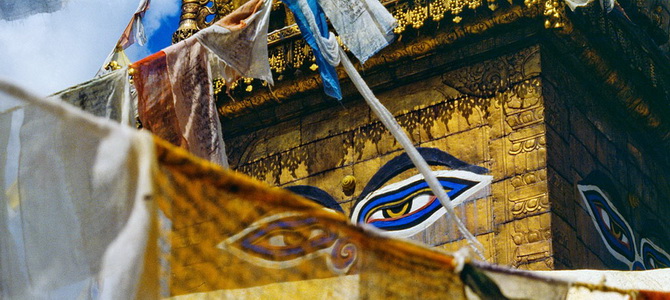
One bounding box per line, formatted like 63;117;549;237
382;201;411;218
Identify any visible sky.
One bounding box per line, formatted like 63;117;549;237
0;0;182;97
0;0;182;188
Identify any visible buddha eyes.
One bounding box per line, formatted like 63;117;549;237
580;187;636;264
351;170;492;238
217;213;338;267
217;212;359;273
641;239;670;270
367;193;438;222
592;201;635;259
578;184;670;270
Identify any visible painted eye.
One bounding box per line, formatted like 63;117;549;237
266;228;328;247
217;213;337;267
367;194;438;222
595;205;629;247
351;170;492;238
641;239;670;270
578;185;636;265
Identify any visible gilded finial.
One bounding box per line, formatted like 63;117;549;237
342;175;356;196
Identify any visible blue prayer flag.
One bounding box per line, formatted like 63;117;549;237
283;0;343;100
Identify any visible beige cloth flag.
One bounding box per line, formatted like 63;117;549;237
0;80;156;300
161;38;228;167
96;0;151;77
194;0;274;86
49;68;134;126
0;0;64;21
133;0;274;168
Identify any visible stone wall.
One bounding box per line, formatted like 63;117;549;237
543;47;670;270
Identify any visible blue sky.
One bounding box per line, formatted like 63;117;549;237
0;0;182;96
144;7;180;55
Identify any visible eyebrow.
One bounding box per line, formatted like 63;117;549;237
358;147;489;200
284;185;344;212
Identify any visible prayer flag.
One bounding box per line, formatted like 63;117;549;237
118;0;151;49
283;0;343;100
133;41;228;167
164;38;228;167
0;0;64;21
317;0;396;63
133;51;185;149
195;0;274;86
0;80;155;299
97;0;151;77
49;68;134;126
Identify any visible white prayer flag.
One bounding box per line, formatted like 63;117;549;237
49;68;134;126
0;0;65;21
194;0;274;86
0;80;156;299
318;0;396;63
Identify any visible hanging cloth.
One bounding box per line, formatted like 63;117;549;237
49;68;134;126
163;38;228;167
96;0;151;77
283;0;342;99
133;51;185;149
317;0;396;64
0;0;64;21
0;80;156;300
194;0;274;87
133;42;228;167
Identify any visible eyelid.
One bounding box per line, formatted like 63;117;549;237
351;170;492;238
358;148;489;200
578;185;637;265
641;238;670;269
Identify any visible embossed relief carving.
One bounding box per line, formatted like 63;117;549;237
508;169;549;218
495;212;552;269
498;79;548;226
511;226;552;267
436;46;550;266
441;46;541;99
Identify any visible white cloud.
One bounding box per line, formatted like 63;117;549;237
0;0;181;97
127;0;182;62
144;0;181;34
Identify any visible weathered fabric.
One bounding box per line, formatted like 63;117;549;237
0;80;156;299
283;0;342;99
318;0;396;63
133;41;228;167
164;38;227;167
534;269;670;293
118;0;151;49
0;0;64;21
96;46;133;78
152;137;466;298
97;0;150;77
195;0;274;86
564;0;613;12
49;68;133;126
133;51;184;149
